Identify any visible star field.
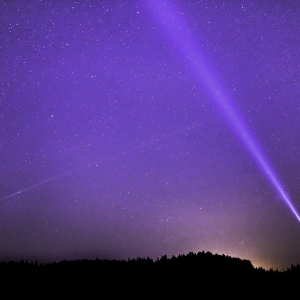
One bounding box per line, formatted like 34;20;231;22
1;0;300;270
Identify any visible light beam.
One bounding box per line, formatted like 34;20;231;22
146;0;300;223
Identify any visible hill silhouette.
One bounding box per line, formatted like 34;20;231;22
1;251;299;297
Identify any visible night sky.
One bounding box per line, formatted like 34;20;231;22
1;0;300;271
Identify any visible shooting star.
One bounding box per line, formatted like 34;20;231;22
0;120;205;202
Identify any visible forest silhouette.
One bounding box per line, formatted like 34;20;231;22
1;251;299;296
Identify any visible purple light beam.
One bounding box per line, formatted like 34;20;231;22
146;0;300;223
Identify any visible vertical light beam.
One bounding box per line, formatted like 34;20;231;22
146;0;300;223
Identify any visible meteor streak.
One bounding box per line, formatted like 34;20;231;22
0;172;71;201
147;0;300;222
0;122;204;202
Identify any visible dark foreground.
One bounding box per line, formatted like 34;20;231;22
1;251;299;297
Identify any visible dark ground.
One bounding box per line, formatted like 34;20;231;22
1;251;299;297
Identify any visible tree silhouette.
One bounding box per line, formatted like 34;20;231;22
0;251;299;297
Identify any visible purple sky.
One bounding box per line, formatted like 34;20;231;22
1;0;300;270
